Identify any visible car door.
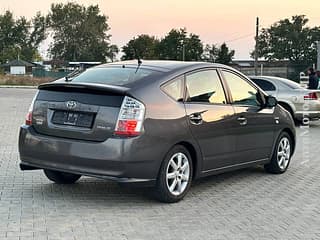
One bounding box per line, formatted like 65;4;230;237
184;69;236;171
221;70;276;164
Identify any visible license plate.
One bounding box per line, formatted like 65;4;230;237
52;111;94;128
64;112;78;125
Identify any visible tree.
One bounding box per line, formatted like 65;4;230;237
202;43;235;64
215;43;235;64
121;34;160;60
255;15;320;65
47;2;117;62
158;28;203;61
0;11;46;63
184;33;203;61
106;44;119;62
202;44;219;62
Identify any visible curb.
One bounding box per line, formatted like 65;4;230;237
0;85;38;89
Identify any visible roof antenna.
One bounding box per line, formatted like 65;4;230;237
133;48;142;73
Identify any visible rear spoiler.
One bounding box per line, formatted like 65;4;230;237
38;82;130;95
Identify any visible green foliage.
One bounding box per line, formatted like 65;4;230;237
0;11;46;63
202;43;235;64
158;28;203;61
47;2;117;62
256;15;320;64
121;29;203;61
122;34;160;60
215;43;235;64
107;44;119;62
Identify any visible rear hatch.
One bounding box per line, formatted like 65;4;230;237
32;82;128;142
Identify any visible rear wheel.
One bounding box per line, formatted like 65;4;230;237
264;132;292;174
154;145;193;203
44;169;81;184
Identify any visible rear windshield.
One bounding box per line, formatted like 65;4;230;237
265;77;302;89
280;79;303;89
71;67;157;86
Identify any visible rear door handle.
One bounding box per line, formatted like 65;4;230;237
237;117;247;126
189;113;203;125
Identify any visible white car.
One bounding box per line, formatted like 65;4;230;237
250;76;320;122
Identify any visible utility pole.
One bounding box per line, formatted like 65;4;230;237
317;41;320;70
254;17;259;76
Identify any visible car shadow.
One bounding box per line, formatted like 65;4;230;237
30;166;268;205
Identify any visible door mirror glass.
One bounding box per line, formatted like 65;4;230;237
266;95;277;107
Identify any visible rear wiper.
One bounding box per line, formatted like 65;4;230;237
65;68;84;82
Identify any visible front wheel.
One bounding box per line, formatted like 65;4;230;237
44;169;81;184
154;145;193;203
264;132;292;174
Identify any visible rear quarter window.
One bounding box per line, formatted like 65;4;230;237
251;78;276;91
162;76;183;101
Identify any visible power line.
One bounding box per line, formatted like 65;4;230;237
225;33;255;43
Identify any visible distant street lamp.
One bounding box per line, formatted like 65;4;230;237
182;44;185;61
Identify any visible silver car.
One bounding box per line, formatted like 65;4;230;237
250;76;320;122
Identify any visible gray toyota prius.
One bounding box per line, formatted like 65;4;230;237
19;60;296;203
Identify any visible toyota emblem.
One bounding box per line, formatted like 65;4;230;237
66;101;77;109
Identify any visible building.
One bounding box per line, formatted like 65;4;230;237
1;59;35;75
230;60;296;79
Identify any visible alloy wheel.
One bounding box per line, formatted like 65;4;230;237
277;137;291;170
166;152;190;196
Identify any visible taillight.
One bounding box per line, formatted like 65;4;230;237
304;92;318;100
114;96;145;137
25;91;38;125
25;111;33;125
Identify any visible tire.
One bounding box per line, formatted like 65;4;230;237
264;132;292;174
154;145;193;203
44;169;81;184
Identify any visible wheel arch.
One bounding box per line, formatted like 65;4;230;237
175;141;202;180
281;128;296;155
271;128;296;158
278;101;296;117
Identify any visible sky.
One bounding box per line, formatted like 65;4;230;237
1;0;320;60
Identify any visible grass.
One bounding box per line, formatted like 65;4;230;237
0;75;54;86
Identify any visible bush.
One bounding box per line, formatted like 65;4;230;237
0;75;54;86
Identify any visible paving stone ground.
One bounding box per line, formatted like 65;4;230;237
1;88;320;240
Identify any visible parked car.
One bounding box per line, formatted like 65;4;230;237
19;61;296;203
249;76;320;122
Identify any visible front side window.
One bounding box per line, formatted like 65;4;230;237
186;70;226;104
222;71;259;106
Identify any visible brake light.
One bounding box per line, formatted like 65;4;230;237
114;96;145;137
25;111;33;125
304;92;318;100
25;91;38;125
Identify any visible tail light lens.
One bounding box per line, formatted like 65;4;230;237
25;91;38;125
304;92;318;100
114;96;145;137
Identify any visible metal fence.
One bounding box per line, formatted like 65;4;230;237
32;68;72;79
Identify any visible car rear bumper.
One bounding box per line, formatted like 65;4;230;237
295;111;320;120
19;125;159;186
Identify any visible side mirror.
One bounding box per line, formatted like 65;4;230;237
266;95;277;107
